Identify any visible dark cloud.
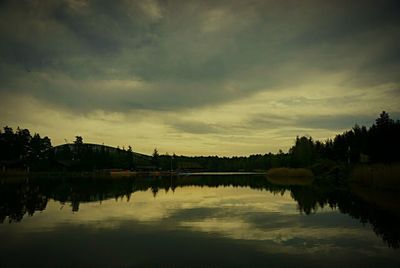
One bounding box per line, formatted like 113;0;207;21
297;115;375;131
246;113;378;131
1;0;400;153
168;119;222;134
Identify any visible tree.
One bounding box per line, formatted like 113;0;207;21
73;136;84;162
375;111;393;128
289;136;316;167
369;111;399;162
0;126;15;160
126;145;134;170
152;148;159;168
15;127;31;160
74;136;83;145
30;133;43;159
0;126;52;170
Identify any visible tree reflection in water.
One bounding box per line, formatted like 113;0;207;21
1;175;399;248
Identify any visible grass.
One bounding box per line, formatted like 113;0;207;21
266;168;314;186
350;163;400;191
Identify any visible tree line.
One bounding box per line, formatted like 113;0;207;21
0;131;136;171
288;111;400;167
156;111;400;171
0;126;52;170
1;111;399;172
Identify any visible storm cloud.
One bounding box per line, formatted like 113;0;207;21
1;0;399;155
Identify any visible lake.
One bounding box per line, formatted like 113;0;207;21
1;174;399;267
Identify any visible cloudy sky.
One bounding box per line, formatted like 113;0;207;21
1;0;399;156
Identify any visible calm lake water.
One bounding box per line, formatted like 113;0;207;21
1;174;400;267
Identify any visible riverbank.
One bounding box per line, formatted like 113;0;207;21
0;170;180;179
350;163;400;191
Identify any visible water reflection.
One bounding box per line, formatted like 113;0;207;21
0;175;400;267
1;175;400;248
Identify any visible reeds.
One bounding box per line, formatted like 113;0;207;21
266;168;314;186
350;163;400;190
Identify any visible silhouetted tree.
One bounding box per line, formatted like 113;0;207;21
298;111;400;164
368;111;398;162
0;126;52;170
74;136;83;145
126;145;134;170
289;136;316;167
152;148;159;168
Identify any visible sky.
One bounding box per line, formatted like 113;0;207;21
1;0;399;156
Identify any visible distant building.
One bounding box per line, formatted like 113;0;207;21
52;143;152;170
53;143;120;154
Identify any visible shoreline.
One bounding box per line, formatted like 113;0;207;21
0;170;267;179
